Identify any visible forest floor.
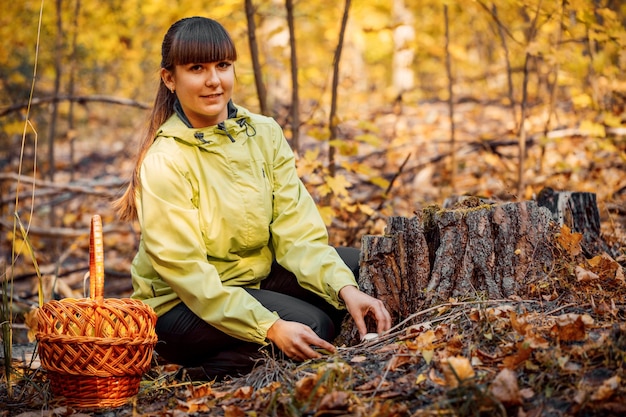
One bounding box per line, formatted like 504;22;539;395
1;98;626;416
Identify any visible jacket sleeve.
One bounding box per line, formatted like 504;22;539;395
137;144;279;344
267;123;358;308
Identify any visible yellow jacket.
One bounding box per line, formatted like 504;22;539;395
131;104;358;345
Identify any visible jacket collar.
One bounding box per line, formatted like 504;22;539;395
159;102;252;146
173;99;238;128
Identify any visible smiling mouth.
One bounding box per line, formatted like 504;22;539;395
203;93;222;98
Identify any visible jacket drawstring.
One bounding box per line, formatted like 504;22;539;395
217;122;236;143
217;119;256;142
237;119;257;137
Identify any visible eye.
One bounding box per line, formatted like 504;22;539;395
217;61;232;69
189;64;204;71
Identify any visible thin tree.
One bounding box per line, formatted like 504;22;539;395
540;0;566;174
245;0;269;116
517;1;542;200
47;0;63;183
444;5;456;193
285;0;300;153
68;0;81;181
491;3;517;127
328;0;352;179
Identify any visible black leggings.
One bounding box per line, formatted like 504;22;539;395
154;247;359;379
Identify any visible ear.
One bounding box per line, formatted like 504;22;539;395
161;68;175;92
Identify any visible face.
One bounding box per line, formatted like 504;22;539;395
161;60;234;128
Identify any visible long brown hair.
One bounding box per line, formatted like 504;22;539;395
114;17;237;221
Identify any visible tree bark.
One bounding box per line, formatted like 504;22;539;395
336;199;555;346
536;187;613;257
425;200;553;303
335;215;431;346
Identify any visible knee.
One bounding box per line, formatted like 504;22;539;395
335;246;360;279
308;310;336;342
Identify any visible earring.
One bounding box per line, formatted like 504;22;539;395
170;88;175;94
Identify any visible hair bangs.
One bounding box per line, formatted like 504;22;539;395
170;20;237;66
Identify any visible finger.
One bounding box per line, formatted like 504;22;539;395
373;302;392;334
302;329;336;353
352;312;368;338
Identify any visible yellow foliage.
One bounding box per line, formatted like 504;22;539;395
326;175;351;198
580;120;606;138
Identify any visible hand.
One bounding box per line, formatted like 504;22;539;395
339;285;392;339
266;319;336;361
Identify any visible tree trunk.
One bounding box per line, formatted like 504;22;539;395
327;0;351;180
336;199;555;346
285;0;300;153
536;187;613;257
335;215;430;346
244;0;268;116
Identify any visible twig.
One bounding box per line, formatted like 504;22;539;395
389;299;539;334
375;152;411;211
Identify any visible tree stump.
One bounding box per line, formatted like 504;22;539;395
335;215;430;346
335;199;555;346
536;187;613;257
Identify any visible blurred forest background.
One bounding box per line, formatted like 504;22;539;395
1;0;625;303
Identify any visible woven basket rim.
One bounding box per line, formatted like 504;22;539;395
37;333;157;343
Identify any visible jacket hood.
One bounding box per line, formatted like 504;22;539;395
157;100;256;147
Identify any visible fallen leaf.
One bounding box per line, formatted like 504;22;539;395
177;396;210;413
183;382;212;399
490;368;522;406
441;356;475;388
223;405;246;417
233;386;253;399
23;308;39;342
588;253;625;282
422;349;434;364
502;342;533;369
355;376;388;392
429;367;446;386
295;374;324;403
404;322;432;336
575;265;599;282
469;309;481;322
318;391;351;412
415;373;427;385
555;313;594;326
550;316;587;342
520;387;535;399
487;304;515;321
556;225;583;256
406;329;437;351
445;335;464;355
590;375;621;401
510;311;531;337
387;352;414;371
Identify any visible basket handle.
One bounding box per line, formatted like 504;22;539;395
89;214;105;300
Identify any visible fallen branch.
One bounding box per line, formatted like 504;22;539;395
0;95;150;117
0;219;128;239
0;173;127;204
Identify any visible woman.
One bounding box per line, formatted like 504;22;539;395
115;16;391;380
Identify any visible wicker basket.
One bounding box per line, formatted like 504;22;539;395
36;215;158;409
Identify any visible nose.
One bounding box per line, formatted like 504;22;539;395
205;66;219;87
